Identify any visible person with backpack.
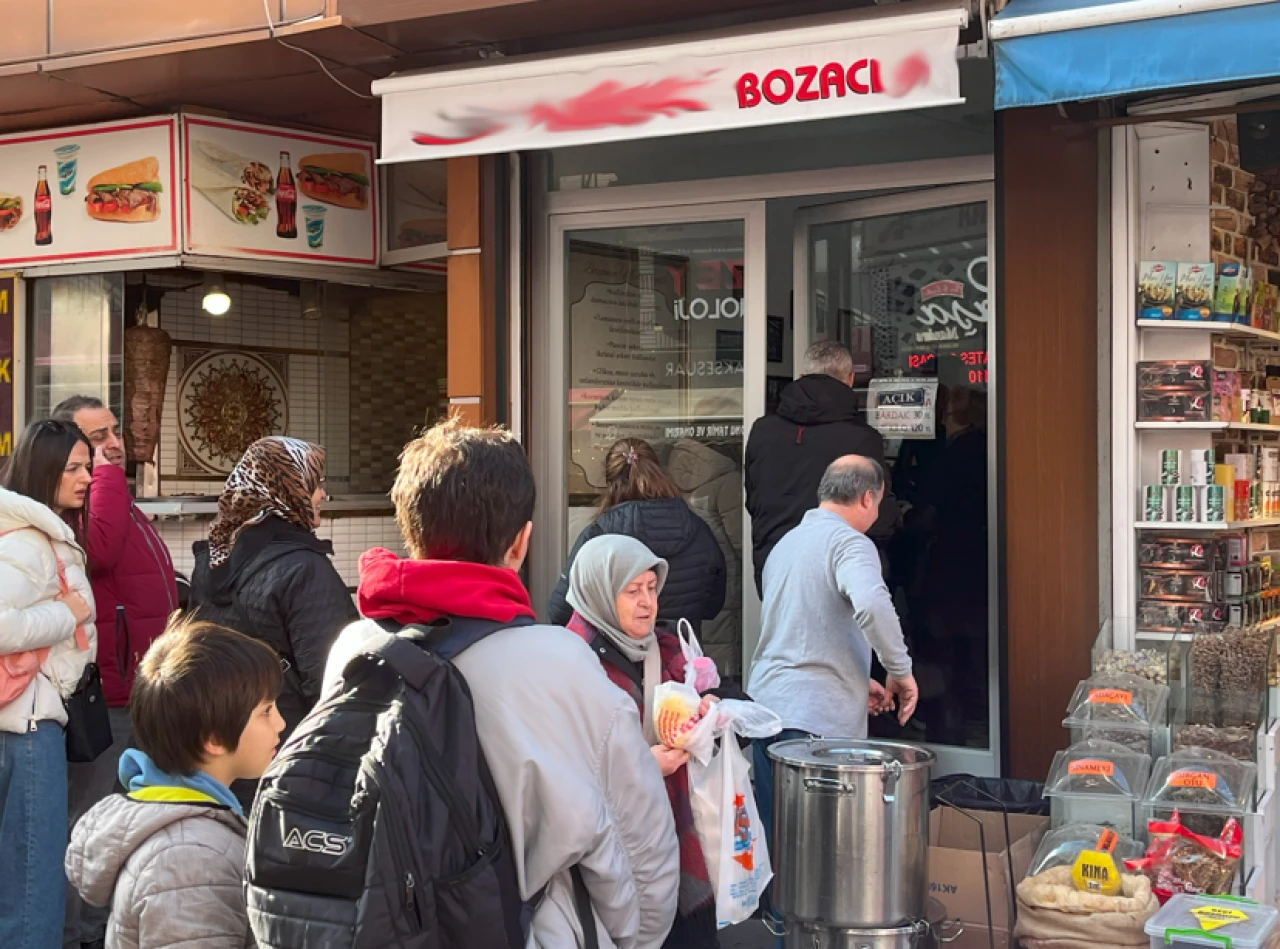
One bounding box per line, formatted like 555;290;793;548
188;435;357;810
253;417;678;949
0;420;97;949
66;615;285;949
548;438;726;636
53;395;180;949
565;534;726;949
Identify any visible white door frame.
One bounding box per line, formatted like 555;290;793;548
530;202;769;653
791;183;1000;777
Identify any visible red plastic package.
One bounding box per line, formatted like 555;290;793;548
1124;812;1242;902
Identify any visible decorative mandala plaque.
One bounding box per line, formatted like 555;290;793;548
176;349;289;475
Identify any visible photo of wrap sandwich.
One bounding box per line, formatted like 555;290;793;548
192;160;269;226
85;157;163;223
0;193;21;232
191;139;274;195
298;153;369;210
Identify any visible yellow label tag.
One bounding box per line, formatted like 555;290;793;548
1071;849;1120;896
1191;905;1249;932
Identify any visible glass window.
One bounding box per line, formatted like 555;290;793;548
30;273;124;423
565;220;747;676
808;200;990;750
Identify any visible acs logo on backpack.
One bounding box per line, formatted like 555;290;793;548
283;826;351;857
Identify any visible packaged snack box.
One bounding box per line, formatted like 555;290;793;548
1175;263;1215;321
1212;262;1247;323
1138;261;1177;320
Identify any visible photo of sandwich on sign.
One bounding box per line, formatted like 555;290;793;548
297;153;369;210
191;155;269;226
0;194;21;231
191;139;274;195
84;157;164;223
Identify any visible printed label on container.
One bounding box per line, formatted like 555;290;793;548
1190;905;1249;932
1068;760;1116;777
1087;689;1133;705
1169;770;1218;790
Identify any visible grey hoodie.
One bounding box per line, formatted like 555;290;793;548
65;793;251;949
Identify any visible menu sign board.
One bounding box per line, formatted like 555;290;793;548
0;117;179;267
182;116;377;267
0;275;14;458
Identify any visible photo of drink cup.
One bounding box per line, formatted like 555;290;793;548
302;204;327;249
54;144;80;196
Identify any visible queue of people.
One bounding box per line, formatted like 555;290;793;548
0;361;919;949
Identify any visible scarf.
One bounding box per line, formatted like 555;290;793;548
118;748;244;816
357;547;535;625
566;534;668;744
208;437;325;569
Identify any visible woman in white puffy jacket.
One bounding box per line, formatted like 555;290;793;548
0;419;96;949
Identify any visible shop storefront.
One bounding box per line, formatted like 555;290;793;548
375;0;1003;774
0;112;450;590
993;0;1280;906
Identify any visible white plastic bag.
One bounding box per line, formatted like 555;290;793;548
689;735;773;928
677;618;721;693
687;701;781;928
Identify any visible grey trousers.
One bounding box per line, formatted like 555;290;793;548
63;706;133;949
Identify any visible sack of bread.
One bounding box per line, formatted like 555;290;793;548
653;681;704;749
298;153;369;210
84;158;163;223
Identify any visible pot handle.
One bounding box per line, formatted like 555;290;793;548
803;776;853;793
935;917;965;944
882;759;903;804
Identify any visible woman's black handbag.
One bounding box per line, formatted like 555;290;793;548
64;661;113;763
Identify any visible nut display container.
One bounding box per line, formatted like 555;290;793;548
1026;822;1146;879
1043;739;1152;834
1063;672;1171;757
1141;747;1257;839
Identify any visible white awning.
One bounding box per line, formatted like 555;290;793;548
373;0;968;163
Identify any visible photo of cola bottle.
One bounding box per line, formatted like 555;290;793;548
34;165;52;246
276;151;297;239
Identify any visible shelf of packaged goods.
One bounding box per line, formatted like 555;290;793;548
1137;319;1280;343
1135;519;1280;531
1136;422;1280;434
1136;619;1280;643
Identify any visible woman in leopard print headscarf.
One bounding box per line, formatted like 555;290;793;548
188;435;357;810
207;436;326;568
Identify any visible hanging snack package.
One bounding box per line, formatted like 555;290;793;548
1141;748;1256;840
1125;814;1243;900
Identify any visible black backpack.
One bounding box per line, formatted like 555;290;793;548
245;616;545;949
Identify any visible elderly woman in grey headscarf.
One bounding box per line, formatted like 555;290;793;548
564;533;723;949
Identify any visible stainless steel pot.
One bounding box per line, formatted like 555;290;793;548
769;738;936;928
780;899;959;949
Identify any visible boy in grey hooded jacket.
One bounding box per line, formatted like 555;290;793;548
66;618;285;949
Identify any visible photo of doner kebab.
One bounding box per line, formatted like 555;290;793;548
0;194;21;231
191;139;274;195
191;159;269;225
297;153;369;209
85;158;163;223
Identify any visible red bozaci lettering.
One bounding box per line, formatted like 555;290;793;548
738;58;885;109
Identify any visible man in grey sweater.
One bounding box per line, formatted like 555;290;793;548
749;456;919;847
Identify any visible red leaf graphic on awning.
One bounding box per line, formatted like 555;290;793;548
527;76;714;132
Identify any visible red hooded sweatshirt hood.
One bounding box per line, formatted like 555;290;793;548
357;547;536;626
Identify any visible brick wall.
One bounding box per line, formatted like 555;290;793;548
1211;117;1280;277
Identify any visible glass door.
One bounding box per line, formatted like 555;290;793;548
793;185;997;776
534;204;768;678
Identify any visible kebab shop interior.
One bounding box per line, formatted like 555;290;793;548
1;113;449;590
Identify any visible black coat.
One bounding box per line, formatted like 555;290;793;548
548;498;727;632
745;373;898;596
189;517;359;737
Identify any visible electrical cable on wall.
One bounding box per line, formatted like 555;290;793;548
260;0;376;101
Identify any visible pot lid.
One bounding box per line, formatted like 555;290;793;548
767;738;936;771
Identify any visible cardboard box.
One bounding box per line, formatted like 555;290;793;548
928;809;1048;933
943;926;1014;949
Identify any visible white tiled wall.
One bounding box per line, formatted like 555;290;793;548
155;515;407;589
144;274;351;493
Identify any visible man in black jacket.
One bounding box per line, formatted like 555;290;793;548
745;340;898;597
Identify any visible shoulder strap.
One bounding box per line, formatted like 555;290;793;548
571;866;598;949
2;527;91;653
375;614;536;662
346;629;439;692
